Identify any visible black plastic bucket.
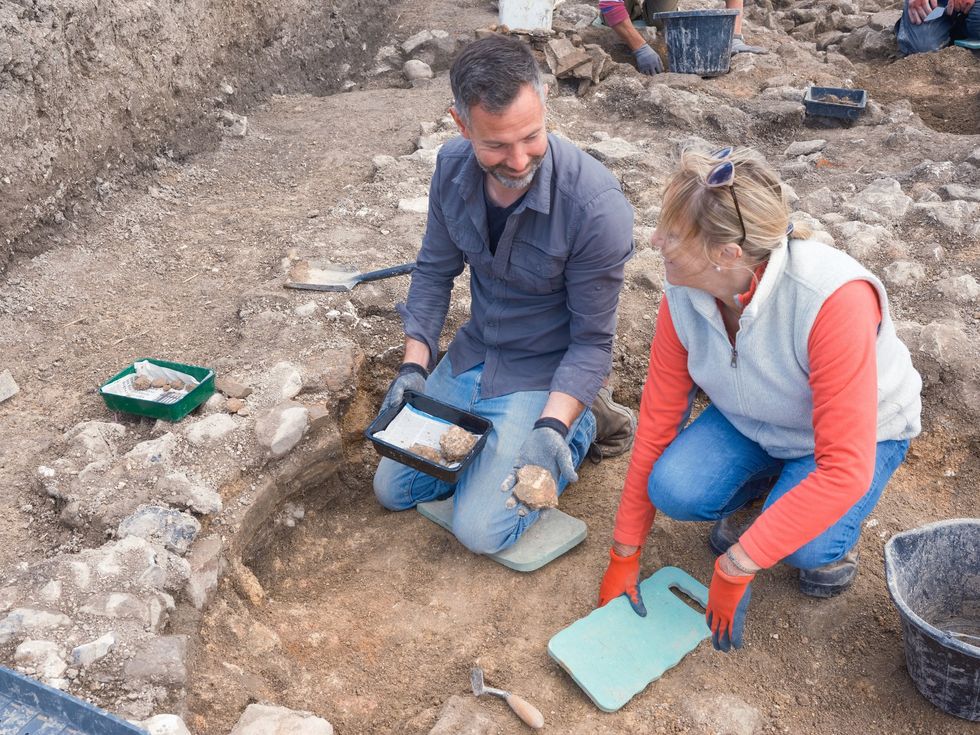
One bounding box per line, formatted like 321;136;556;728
884;518;980;721
648;9;738;77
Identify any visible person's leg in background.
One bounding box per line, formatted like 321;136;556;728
960;0;980;40
896;0;956;55
763;438;911;597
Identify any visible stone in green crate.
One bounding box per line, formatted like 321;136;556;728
99;357;215;422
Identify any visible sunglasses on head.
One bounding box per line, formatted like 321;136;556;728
706;147;795;242
706;147;747;247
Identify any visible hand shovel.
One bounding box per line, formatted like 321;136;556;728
470;667;544;730
285;260;415;292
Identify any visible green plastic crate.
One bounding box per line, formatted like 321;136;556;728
99;358;215;422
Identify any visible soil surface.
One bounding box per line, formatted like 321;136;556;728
1;0;979;733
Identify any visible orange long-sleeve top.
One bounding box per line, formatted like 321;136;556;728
613;278;882;568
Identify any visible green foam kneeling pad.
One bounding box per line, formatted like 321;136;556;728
548;566;711;712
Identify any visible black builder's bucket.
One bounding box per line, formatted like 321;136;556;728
648;9;738;77
884;518;980;721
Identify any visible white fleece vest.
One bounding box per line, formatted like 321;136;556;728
665;239;922;459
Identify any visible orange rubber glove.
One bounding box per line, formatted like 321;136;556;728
597;547;647;616
705;555;755;652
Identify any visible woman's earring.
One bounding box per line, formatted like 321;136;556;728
714;265;722;272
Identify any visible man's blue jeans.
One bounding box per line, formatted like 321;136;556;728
373;357;596;555
649;406;910;569
896;0;980;55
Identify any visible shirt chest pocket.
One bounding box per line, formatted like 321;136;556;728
509;239;566;294
445;215;486;264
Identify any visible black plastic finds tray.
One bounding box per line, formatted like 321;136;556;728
803;86;867;121
365;391;492;483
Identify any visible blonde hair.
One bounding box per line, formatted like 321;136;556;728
657;146;811;268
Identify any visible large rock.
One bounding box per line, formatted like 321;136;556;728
124;635;188;686
784;139;826;157
936;274;980;302
833;221;892;260
256;402;310;458
586;137;641;164
403;60;434;82
184;413;238;446
428;695;495;735
139;715;193;735
157;473;223;515
883;260;926;288
71;631;117;667
64;421;127;463
230;704;333;735
117;506;201;555
0;369;18;404
79;592;174;632
0;608;72;645
844;178;912;224
14;639;68;682
939;183;980;202
124;434;177;469
869;9;902;30
839;25;896;60
917;321;974;371
186;537;226;610
911;201;980;237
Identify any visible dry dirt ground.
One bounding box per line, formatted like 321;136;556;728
1;0;979;733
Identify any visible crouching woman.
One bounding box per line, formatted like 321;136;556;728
598;146;922;651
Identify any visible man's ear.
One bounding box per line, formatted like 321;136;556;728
449;106;470;139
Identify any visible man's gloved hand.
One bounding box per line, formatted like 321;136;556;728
500;419;577;494
380;362;428;414
730;34;767;55
705;554;755;652
632;43;664;75
598;547;648;616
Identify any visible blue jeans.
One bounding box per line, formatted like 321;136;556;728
896;0;980;55
373;357;596;555
648;405;910;569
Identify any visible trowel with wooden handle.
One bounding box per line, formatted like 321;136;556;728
470;666;545;730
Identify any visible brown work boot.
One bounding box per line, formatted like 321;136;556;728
588;386;637;461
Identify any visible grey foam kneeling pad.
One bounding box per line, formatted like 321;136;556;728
416;498;587;572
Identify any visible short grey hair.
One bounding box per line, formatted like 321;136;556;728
450;35;546;126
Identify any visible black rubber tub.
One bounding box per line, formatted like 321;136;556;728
884;518;980;721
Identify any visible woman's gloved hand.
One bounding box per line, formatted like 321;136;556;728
598;546;647;616
705;554;755;651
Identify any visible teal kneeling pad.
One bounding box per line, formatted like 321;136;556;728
548;566;710;712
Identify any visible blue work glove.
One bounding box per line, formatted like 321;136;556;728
379;362;427;414
730;34;767;55
705;555;754;652
632;43;664;75
500;418;578;493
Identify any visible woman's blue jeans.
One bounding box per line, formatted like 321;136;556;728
896;0;980;55
373;357;596;555
649;405;910;570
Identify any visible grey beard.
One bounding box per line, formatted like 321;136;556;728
481;159;542;190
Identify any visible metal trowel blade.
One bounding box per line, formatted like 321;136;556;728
285;260;359;292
